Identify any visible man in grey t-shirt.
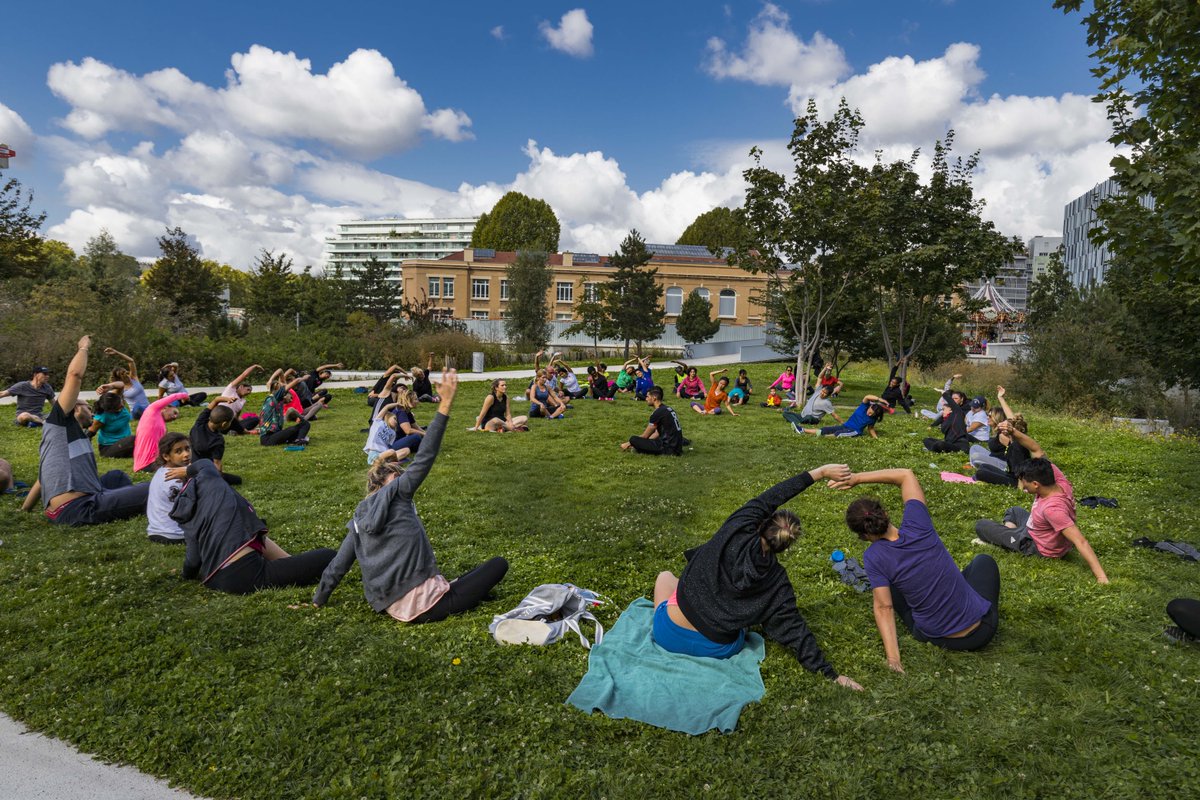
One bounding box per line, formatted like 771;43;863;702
0;366;55;426
783;385;842;428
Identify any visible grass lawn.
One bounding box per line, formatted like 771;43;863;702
1;361;1198;799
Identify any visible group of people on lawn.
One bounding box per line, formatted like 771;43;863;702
3;338;1196;697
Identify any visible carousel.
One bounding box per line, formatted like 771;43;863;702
963;280;1025;354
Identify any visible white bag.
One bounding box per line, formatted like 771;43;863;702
489;584;606;648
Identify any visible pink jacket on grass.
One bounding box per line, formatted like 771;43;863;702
133;392;189;471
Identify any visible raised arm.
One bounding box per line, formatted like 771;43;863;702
996;386;1016;420
1002;423;1044;459
722;464;850;532
534;350;545;372
315;362;343;373
58;335;91;413
104;347;138;380
830;467;925;505
266;368;283;390
391;370;457;496
671;360;688;371
228;364;262;389
709;368;727;383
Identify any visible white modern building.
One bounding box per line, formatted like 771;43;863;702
324;217;479;282
1027;235;1063;280
1062;179;1118;288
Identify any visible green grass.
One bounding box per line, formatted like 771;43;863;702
1;362;1198;799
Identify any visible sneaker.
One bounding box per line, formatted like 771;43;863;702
971;537;990;547
493;619;554;646
1163;626;1197;644
792;422;804;435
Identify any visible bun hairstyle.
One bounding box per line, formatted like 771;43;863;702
1009;414;1028;434
367;458;407;495
757;510;803;554
845;498;890;539
95;391;123;414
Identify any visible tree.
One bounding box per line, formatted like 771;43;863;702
143;227;223;320
675;290;720;345
0;178;47;282
603;230;664;356
208;261;250;309
504;250;552;352
1105;257;1200;395
399;289;467;335
246;249;296;320
676;206;750;251
471;191;561;252
729;99;871;399
563;282;608;356
864;135;1022;383
350;256;396;323
1055;0;1200;282
293;266;352;329
1026;248;1074;331
820;279;882;376
81;230;141;302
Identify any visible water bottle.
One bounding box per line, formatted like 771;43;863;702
831;550;870;592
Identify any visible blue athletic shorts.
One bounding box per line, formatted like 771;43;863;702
652;600;745;659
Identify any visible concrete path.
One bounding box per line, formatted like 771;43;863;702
1;355;766;406
0;713;201;800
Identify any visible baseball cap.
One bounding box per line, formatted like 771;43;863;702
32;366;50;375
969;396;986;409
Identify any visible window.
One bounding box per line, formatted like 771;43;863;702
693;287;710;303
470;310;490;320
472;278;490;300
556;282;574;303
555;312;574;321
719;289;736;318
500;311;512;320
584;282;601;302
428;277;440;298
500;279;511;300
665;286;683;315
442;277;455;298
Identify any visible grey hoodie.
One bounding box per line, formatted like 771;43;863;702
312;412;448;610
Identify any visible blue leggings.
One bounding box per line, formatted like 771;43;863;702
390;432;423;453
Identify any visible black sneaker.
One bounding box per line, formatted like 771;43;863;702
1163;626;1197;644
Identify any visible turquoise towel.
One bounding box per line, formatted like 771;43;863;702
566;598;765;735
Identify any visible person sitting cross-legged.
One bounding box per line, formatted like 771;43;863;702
621;386;684;455
0;366;56;427
973;426;1109;584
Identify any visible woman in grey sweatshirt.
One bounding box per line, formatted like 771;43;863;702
312;370;508;622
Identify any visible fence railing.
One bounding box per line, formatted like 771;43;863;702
461;320;772;352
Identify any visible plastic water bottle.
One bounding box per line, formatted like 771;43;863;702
831;550;870;592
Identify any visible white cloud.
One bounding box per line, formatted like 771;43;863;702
702;7;1120;240
539;9;594;58
490;25;505;40
706;3;848;91
47;46;472;159
0;101;36;160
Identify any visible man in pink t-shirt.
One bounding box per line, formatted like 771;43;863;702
132;392;189;472
973;422;1108;583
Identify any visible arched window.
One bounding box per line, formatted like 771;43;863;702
693;287;711;304
665;286;683;315
718;289;736;318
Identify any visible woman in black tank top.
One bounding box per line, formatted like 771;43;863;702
474;379;529;432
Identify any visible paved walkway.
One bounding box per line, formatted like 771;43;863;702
0;713;201;799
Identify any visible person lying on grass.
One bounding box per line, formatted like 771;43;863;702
794;395;888;439
974;424;1109;584
621;386;684;456
311;370;510;623
690;369;740;416
146;432;191;545
830;468;1000;673
651;463;863;691
473;378;529;432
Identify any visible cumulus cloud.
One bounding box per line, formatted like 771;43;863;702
47;46;472;159
702;5;1119;240
539;9;594;58
706;3;848;91
0;100;38;160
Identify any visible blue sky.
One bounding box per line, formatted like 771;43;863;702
0;1;1115;266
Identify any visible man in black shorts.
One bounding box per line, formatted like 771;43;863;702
621;386;684;456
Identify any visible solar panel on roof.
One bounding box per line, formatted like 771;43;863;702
572;252;600;263
646;243;733;258
473;248;496;258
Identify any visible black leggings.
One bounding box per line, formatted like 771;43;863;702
260;419;310;446
924;436;972;455
98;435;136;458
891;554;1000;651
412;557;509;624
1167;598;1200;637
206;548;338;595
228;415;259;435
974;464;1017;487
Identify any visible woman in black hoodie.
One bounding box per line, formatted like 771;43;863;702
652;464;864;691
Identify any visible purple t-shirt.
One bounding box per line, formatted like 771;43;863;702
863;500;991;639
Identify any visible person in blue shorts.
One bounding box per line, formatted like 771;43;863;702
795;394;888;439
649;463;864;691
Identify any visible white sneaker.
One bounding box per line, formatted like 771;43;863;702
493;619;554;646
971;537;989;547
